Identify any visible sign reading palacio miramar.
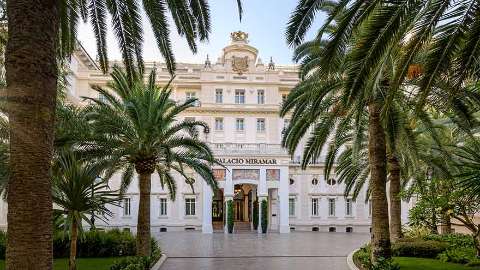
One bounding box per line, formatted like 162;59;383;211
215;158;277;165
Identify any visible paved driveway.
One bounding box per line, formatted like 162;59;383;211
154;231;369;270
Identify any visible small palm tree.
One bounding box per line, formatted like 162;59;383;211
52;150;119;270
85;67;217;256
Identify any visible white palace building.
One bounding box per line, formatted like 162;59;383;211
0;31;412;234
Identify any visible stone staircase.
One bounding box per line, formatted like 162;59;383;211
234;222;252;232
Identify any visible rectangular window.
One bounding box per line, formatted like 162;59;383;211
235;89;245;104
328;198;336;216
215;118;224;131
186;92;199;106
159;198;167;216
311;198;319;216
185;198;196;216
186;91;196;100
215;89;223;103
346;199;352;216
257;89;265;104
289;198;295;216
256;118;266;132
123;198;131;216
236;118;244;132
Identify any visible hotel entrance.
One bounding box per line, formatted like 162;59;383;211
233;184;256;231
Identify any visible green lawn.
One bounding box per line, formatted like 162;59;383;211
0;257;120;270
395;257;480;270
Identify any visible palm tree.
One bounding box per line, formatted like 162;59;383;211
286;0;480;261
84;67;217;256
52;150;119;270
284;2;393;260
5;1;241;268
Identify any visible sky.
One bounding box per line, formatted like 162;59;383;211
77;0;326;65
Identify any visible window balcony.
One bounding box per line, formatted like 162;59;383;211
208;143;287;156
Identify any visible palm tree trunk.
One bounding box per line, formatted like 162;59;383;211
368;102;392;262
440;211;452;234
388;155;403;241
5;1;58;269
69;219;78;270
137;173;151;256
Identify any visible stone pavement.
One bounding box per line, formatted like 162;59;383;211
154;231;369;270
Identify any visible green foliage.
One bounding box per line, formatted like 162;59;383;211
423;234;474;248
354;245;400;270
394;257;480;270
261;199;268;234
227;200;234;234
85;67;217;200
392;238;449;258
252;201;259;230
403;226;432;239
109;255;157;270
52;229;159;259
437;247;477;264
52;150;120;239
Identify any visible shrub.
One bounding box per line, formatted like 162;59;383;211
261;199;268;234
110;256;155;270
353;245;400;270
437;246;477;264
423;233;474;248
53;229;159;258
392;238;448;258
353;245;371;270
109;237;161;270
403;226;431;239
253;201;259;230
227;200;234;234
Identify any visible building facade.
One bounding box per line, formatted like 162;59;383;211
0;31;412;233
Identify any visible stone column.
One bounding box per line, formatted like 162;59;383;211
224;167;234;233
279;167;290;233
258;169;268;234
202;182;213;233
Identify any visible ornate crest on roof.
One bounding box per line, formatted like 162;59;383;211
232;56;249;75
230;31;249;43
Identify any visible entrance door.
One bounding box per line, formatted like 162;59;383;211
234;199;244;221
212;199;223;222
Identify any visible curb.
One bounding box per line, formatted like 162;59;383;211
151;253;168;270
346;248;360;270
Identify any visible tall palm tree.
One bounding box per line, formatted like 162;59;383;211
52;150;119;270
85;67;217;256
5;1;241;268
286;0;480;261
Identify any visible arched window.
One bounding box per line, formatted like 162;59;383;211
311;178;319;185
289;178;295;185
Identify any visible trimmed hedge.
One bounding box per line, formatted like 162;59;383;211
253;201;259;230
54;229;138;258
392;238;449;258
227;200;234;234
0;229;157;260
261;199;268;234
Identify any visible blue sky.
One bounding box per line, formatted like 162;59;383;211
78;0;325;65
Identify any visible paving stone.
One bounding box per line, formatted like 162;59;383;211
154;231;369;270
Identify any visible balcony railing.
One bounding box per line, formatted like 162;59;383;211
209;143;287;156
